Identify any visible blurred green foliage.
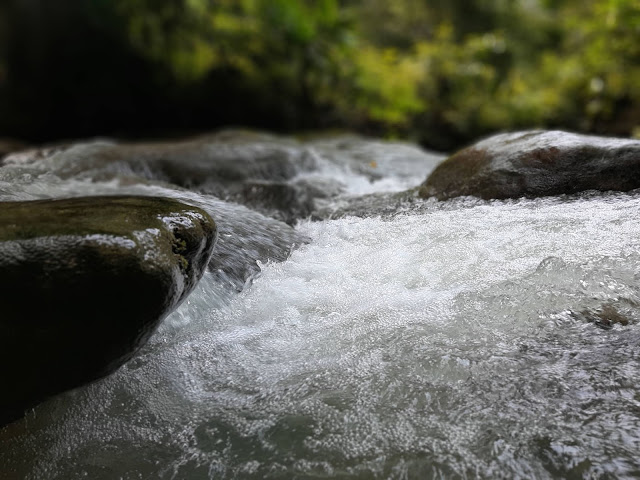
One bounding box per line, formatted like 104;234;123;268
1;0;639;149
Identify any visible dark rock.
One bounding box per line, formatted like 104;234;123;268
0;196;217;425
419;130;640;200
236;181;315;225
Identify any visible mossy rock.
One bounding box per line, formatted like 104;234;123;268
0;195;217;425
419;130;640;200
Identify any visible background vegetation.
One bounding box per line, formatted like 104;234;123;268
1;0;639;150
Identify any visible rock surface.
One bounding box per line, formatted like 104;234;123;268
419;130;640;200
0;195;217;425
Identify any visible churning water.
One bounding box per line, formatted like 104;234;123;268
1;135;640;479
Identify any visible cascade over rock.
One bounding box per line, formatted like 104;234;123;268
0;196;217;426
419;130;640;200
2;131;316;224
2;131;444;224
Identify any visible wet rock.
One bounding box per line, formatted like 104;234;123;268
0;196;217;425
419;130;640;200
235;181;314;225
312;189;420;220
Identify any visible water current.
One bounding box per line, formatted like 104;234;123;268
1;134;640;479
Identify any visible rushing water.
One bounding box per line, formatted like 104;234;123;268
1;134;640;479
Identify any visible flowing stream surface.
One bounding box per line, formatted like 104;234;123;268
1;133;640;479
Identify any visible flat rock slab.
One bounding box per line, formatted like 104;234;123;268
419;130;640;200
0;196;217;425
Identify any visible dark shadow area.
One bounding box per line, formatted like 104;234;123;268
1;0;639;150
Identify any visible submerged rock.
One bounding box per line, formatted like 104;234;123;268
419;130;640;200
0;196;217;425
572;302;637;330
312;189;421;220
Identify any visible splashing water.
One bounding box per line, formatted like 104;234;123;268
1;137;640;479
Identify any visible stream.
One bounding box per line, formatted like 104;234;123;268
1;133;640;479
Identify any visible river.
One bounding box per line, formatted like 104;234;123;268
1;133;640;479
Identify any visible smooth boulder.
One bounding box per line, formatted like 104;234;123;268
0;195;217;425
419;130;640;200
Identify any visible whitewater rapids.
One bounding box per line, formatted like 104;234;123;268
1;136;640;479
